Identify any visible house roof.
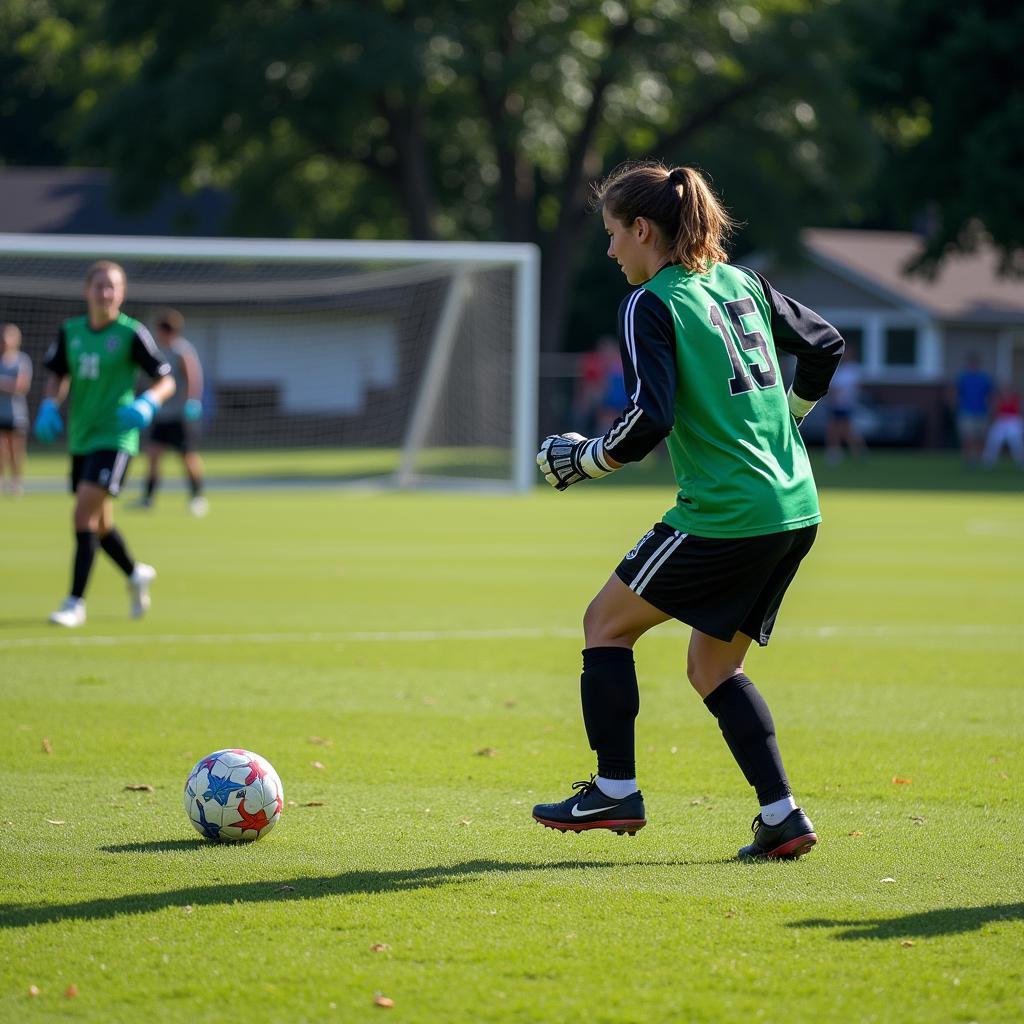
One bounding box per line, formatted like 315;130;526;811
802;228;1024;324
0;167;227;236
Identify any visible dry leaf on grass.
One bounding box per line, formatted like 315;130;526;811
848;830;865;837
370;943;391;953
880;877;896;883
28;985;40;997
45;819;66;825
475;747;498;757
901;940;915;947
41;738;53;754
307;736;334;746
374;994;395;1008
65;985;78;999
124;784;154;792
892;777;913;785
311;761;325;770
909;815;926;825
458;819;472;826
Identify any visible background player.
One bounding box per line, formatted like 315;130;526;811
34;260;175;627
534;161;844;860
136;308;208;516
0;322;32;496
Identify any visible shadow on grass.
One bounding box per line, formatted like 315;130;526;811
790;902;1024;940
101;840;207;853
0;856;737;928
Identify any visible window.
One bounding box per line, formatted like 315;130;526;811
884;327;918;367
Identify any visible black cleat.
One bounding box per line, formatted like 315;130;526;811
738;808;817;861
532;776;646;835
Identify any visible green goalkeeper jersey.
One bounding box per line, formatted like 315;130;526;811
44;313;170;456
605;263;843;538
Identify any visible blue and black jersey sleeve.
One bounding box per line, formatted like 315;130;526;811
602;288;677;465
43;326;69;377
131;325;172;380
738;267;845;402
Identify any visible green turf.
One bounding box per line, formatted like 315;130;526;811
1;462;1022;1022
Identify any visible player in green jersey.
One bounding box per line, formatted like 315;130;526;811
35;260;176;627
534;162;844;859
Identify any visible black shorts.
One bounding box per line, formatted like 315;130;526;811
70;450;133;496
0;415;26;433
149;419;196;453
615;522;818;646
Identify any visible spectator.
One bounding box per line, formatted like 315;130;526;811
981;383;1024;468
825;343;866;464
0;323;32;496
952;353;994;466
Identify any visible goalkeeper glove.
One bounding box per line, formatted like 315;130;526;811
116;391;161;430
537;432;617;491
787;387;817;428
184;398;203;422
33;398;64;444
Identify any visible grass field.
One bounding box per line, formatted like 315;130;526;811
2;455;1023;1023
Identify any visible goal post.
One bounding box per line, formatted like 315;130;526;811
0;233;540;492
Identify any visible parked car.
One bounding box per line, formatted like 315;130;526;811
798;397;926;447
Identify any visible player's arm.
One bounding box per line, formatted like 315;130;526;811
537;290;676;490
740;268;845;424
180;342;204;421
116;325;175;429
34;328;70;442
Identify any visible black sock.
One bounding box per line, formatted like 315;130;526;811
145;477;157;501
580;647;639;780
703;673;791;804
99;527;135;576
188;473;203;499
71;530;98;599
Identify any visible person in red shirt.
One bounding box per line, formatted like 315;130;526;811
981;384;1024;467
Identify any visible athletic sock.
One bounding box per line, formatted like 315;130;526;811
99;528;135;576
580;646;640;780
596;775;638;800
145;477;157;501
71;530;98;599
760;795;798;826
703;673;792;805
188;474;203;499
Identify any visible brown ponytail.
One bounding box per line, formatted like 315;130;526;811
593;161;734;273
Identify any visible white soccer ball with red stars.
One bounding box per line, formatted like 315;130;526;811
184;749;283;843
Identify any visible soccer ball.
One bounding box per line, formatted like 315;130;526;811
184;748;283;843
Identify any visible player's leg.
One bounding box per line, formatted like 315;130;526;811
0;430;11;492
183;447;208;516
140;442;164;507
50;478;108;626
533;533;672;835
10;429;25;495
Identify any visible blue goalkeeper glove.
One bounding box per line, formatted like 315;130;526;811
184;398;203;422
537;432;617;491
116;392;160;430
33;398;64;444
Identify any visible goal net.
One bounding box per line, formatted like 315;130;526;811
0;234;539;491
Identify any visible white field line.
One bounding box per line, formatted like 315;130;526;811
0;623;1019;650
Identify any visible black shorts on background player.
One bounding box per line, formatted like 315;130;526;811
149;419;195;453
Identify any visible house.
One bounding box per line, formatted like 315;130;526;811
752;229;1024;446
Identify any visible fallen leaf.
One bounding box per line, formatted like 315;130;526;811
724;909;737;918
124;784;154;792
286;800;298;807
65;985;78;999
458;819;472;826
374;994;395;1008
28;985;40;997
42;738;53;754
892;777;913;785
909;815;926;825
311;761;325;770
307;736;333;746
370;943;391;953
45;819;66;825
182;905;194;914
300;801;325;807
690;798;704;806
475;747;498;757
901;940;915;947
503;700;517;708
880;877;896;883
848;831;865;837
275;885;295;892
670;746;678;754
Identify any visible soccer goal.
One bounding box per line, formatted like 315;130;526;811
0;233;540;491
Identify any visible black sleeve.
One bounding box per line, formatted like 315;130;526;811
131;324;172;380
43;325;70;377
738;267;845;402
602;289;677;464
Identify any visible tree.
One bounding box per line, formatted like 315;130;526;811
848;0;1024;274
70;0;873;350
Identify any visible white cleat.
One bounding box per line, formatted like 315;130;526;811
129;562;157;619
189;496;209;518
49;597;86;628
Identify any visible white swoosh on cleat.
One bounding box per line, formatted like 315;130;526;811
570;803;618;818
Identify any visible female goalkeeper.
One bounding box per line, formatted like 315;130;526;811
34;260;175;627
533;162;844;860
